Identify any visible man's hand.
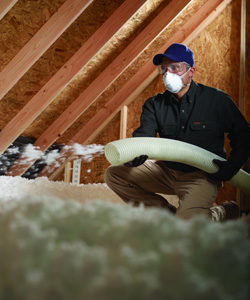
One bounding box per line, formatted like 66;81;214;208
209;159;239;181
124;155;148;167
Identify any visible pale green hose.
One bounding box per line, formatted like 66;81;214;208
104;137;250;195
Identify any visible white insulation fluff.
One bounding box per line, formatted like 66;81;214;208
0;176;249;300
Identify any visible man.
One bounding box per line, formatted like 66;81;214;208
105;43;250;220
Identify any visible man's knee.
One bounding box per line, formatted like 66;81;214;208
104;166;115;186
176;207;211;220
104;165;126;186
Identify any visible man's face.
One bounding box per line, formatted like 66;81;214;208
158;57;195;85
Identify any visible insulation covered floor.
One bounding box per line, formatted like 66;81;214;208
0;176;249;300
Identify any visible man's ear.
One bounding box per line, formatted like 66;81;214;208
189;67;195;78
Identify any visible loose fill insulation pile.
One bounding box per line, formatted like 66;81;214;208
0;175;249;300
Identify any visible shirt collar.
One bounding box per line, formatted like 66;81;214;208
186;80;197;103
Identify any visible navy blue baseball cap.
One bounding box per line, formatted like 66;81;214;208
153;43;195;67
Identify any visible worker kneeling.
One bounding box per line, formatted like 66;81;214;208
104;43;250;221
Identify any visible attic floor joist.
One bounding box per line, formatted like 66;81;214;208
0;0;147;155
0;0;93;101
40;0;233;180
6;0;192;177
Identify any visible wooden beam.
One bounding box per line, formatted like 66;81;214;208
0;0;147;155
239;0;246;114
5;0;191;177
72;70;157;145
0;0;18;20
120;106;128;139
40;0;232;179
236;0;246;206
64;161;72;183
0;0;93;101
182;0;233;44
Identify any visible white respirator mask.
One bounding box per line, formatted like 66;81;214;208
163;68;190;93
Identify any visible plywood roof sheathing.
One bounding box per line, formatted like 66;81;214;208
0;0;93;101
40;0;233;180
0;0;18;21
0;0;147;155
7;0;192;177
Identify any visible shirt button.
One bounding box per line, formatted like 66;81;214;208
203;125;206;128
182;109;184;113
182;126;184;129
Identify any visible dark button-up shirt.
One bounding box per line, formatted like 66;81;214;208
133;81;250;172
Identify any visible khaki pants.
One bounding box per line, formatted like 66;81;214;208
104;160;220;220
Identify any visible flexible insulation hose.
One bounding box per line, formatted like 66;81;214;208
104;137;250;195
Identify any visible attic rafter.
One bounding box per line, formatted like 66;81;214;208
0;0;93;101
39;0;233;180
5;0;192;177
0;0;147;155
0;0;18;20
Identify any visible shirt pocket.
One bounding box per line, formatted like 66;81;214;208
190;121;217;132
159;125;177;138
